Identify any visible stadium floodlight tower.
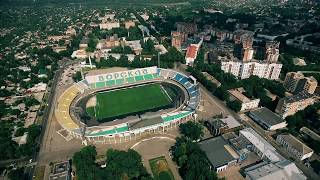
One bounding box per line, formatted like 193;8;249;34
88;56;93;69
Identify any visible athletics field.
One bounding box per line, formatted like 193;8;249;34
87;84;172;120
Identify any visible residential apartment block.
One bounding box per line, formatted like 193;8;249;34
275;92;315;119
220;60;282;80
265;41;280;63
284;72;317;94
171;31;186;51
228;88;260;111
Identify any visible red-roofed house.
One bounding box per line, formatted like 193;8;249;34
185;38;203;66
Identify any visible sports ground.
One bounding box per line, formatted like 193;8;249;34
87;84;172;120
149;156;175;180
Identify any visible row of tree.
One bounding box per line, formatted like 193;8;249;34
0;123;41;160
95;46;184;69
170;121;220;180
73;146;152;180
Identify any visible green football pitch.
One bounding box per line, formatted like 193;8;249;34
87;84;172;120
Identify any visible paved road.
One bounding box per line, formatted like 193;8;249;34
28;60;75;179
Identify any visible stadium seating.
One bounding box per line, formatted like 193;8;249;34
87;72;161;90
87;125;129;137
55;86;81;130
55;67;201;140
162;111;192;122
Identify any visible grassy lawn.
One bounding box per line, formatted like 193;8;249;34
33;166;45;180
149;156;175;180
87;84;171;120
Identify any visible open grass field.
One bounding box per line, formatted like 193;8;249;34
149;156;175;180
87;84;172;120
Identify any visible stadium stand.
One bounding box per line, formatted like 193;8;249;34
55;66;200;142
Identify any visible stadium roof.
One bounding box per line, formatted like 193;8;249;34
129;117;163;130
198;136;239;169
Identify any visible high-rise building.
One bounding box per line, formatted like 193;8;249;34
176;22;198;34
265;41;280;63
295;77;318;94
233;34;254;62
275;92;315;119
171;31;185;50
284;72;318;94
221;60;282;80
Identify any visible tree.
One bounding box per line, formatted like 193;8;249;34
72;71;82;82
86;37;98;52
214;87;229;101
72;146;152;180
8;168;28;180
105;149;152;180
227;100;242;112
73;145;99;180
141;39;156;55
170;137;219;180
179;121;204;141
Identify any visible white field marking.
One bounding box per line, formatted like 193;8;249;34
130;136;176;149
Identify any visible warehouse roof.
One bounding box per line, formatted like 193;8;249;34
198;136;239;169
249;107;285;126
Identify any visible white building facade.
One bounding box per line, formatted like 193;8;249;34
221;60;282;80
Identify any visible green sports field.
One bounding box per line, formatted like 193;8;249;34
87;84;172;121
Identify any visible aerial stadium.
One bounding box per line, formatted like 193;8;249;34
54;66;200;144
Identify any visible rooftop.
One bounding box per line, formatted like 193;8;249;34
240;128;284;162
278;134;313;155
245;160;306;180
249;107;285;126
186;45;198;59
284;92;314;103
198;136;239;168
207;116;241;129
228;87;252;103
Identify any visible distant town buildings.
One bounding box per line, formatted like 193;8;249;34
99;20;120;30
176;22;198;35
265;41;280;63
171;31;186;51
124;20;135;29
65;26;77;36
284;72;318;94
239;35;254;62
228;88;260;111
276;92;315;119
125;40;143;55
277;134;314;161
96;34;121;49
248;107;287;130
